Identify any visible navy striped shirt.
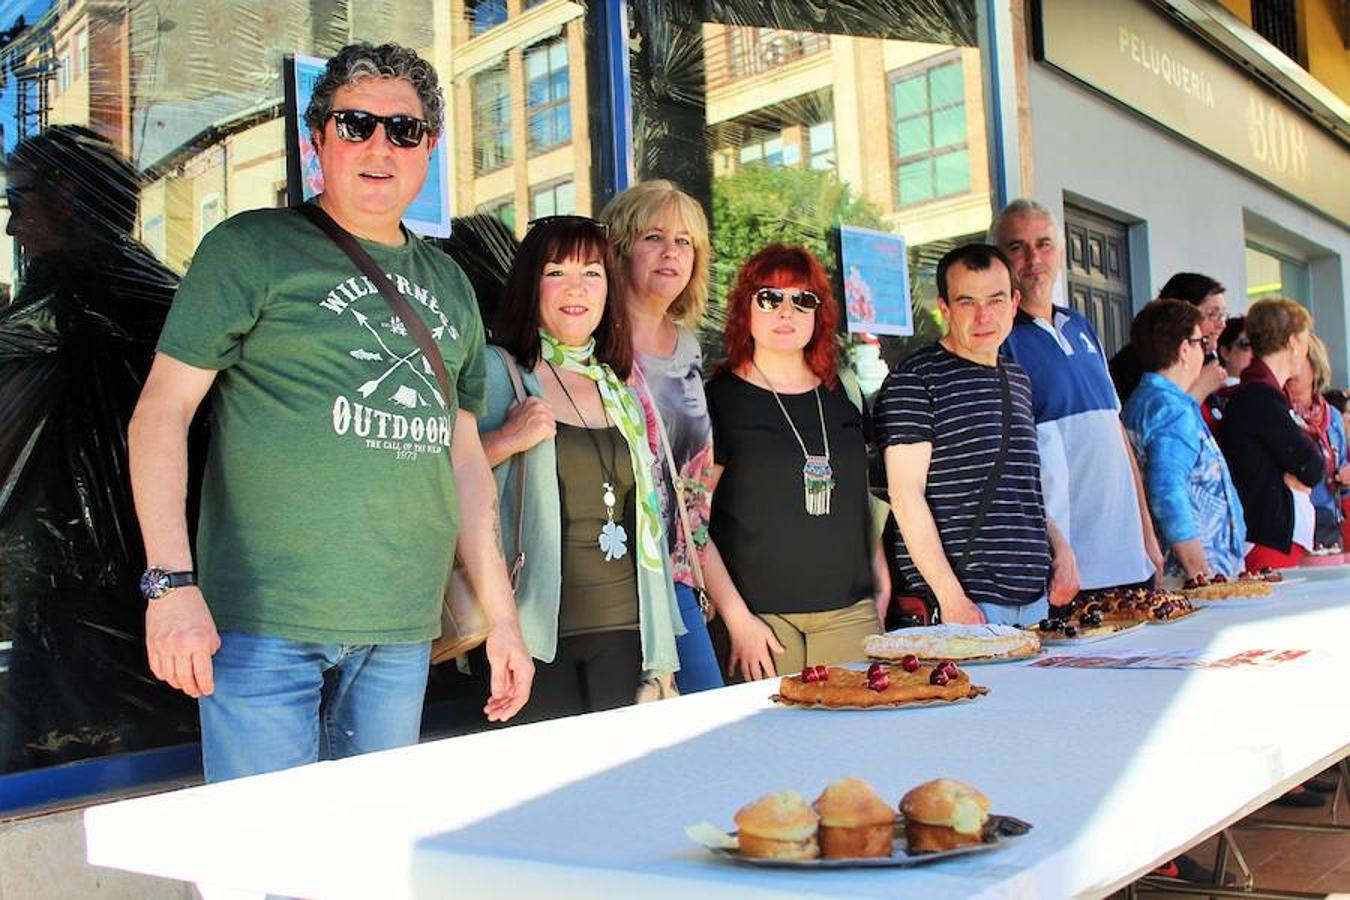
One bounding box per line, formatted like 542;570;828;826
875;342;1050;608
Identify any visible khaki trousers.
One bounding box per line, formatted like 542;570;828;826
759;598;881;674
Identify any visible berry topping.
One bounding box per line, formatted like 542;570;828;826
814;665;829;681
901;654;921;672
1063;625;1078;638
800;667;820;683
1211;573;1228;583
867;662;884;678
867;672;890;692
929;668;950;686
1038;618;1055;631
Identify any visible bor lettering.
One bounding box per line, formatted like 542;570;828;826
1246;95;1309;180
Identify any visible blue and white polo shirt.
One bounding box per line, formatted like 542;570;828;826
1002;306;1155;590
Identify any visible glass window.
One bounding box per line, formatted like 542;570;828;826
467;0;508;36
477;196;517;232
530;179;576;219
808;121;835;170
472;66;512;174
891;57;969;208
200;194;222;235
629;1;991;386
1246;242;1311;305
0;0;604;801
525;39;570;154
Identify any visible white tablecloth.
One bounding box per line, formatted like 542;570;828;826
85;579;1350;899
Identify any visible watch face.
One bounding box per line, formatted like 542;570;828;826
140;568;169;600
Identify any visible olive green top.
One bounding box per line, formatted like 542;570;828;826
555;423;639;636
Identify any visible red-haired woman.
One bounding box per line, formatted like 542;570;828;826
704;244;885;676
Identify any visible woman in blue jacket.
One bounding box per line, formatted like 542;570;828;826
1122;300;1246;580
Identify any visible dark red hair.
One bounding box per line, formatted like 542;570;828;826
722;243;840;386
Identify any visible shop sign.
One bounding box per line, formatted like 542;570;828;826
1035;0;1349;226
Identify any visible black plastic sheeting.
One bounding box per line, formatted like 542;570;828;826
0;126;200;774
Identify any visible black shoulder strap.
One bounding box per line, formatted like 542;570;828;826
295;203;528;580
953;364;1012;576
294;202;455;409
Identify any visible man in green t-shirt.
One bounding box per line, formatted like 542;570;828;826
128;42;533;782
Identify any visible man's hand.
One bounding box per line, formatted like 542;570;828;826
145;587;220;698
938;595;985;624
501;397;555;455
1048;545;1081;607
724;609;786;681
482;619;534;722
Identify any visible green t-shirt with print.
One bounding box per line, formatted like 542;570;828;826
157;205;486;644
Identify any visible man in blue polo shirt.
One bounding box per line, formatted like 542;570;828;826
992;199;1164;591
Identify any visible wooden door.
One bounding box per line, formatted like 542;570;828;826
1063;205;1132;357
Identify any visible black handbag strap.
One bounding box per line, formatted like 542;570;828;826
953;364;1012;576
295;202;527;580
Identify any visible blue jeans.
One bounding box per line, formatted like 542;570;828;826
977;597;1049;626
199;631;431;783
673;583;724;693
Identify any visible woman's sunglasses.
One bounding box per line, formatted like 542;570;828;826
327;110;430;148
754;287;821;313
527;214;609;231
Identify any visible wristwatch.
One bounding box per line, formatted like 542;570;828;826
140;568;197;601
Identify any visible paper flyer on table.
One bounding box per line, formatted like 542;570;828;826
1030;648;1310;670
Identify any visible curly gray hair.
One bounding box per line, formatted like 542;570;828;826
304;42;445;140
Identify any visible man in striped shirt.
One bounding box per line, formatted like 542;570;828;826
877;244;1078;625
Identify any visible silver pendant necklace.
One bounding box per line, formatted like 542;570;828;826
548;363;629;561
751;362;834;516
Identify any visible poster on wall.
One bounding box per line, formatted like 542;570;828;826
283;54;452;238
837;224;912;336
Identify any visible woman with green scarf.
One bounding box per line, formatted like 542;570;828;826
477;216;684;721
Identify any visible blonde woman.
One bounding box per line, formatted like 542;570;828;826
1284;333;1350;549
602;181;767;685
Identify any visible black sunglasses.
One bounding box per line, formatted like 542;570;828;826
754;287;821;313
327;110;430;148
527;214;609;231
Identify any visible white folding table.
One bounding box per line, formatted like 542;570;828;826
85;578;1350;899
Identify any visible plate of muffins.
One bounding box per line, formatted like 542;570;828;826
686;777;1031;868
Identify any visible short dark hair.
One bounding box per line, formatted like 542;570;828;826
1158;272;1225;305
1131;299;1203;372
1217;315;1246;352
494;218;633;378
6;124;140;235
305;42;445;139
1324;388;1349;415
936;243;1016;301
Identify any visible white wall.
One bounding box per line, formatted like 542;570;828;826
1026;65;1350;380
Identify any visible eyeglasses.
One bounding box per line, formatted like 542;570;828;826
754;287;821;313
1184;336;1206;347
1202;309;1228;323
1234;337;1252;349
327;110;430;148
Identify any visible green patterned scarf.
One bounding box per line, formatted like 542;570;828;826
539;331;664;574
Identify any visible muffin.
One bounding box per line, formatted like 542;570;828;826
733;790;820;860
899;778;990;853
813;777;895;858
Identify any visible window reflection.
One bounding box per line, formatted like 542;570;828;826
0;0;599;784
632;3;990;374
